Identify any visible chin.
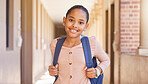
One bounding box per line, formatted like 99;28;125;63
67;34;80;38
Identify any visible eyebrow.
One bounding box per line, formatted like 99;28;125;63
68;16;85;22
79;19;85;22
68;16;75;19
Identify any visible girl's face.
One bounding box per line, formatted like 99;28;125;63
63;9;89;38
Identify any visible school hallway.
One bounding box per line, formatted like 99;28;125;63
0;0;148;84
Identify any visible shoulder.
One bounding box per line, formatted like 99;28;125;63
88;36;97;45
88;36;102;51
81;36;97;45
50;37;62;48
88;36;96;41
88;36;102;47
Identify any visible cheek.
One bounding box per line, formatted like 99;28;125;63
65;27;69;32
65;27;70;34
79;25;86;30
65;20;72;26
65;24;70;27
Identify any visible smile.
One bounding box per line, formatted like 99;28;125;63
69;28;79;33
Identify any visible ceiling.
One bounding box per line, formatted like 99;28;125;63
41;0;98;24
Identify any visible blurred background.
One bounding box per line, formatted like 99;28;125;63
0;0;148;84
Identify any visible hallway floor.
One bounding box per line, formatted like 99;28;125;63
35;71;55;84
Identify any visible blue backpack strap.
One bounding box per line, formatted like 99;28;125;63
81;36;103;84
81;36;93;68
52;37;66;83
53;37;66;66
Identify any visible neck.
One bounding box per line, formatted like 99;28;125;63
64;36;81;48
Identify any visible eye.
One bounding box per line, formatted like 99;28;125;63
69;19;74;22
79;22;84;24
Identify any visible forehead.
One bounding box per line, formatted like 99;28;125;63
67;9;87;20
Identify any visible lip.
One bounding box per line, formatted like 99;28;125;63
69;28;79;34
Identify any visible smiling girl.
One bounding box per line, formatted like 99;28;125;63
48;5;110;84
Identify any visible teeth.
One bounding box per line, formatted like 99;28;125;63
70;29;77;33
72;30;75;32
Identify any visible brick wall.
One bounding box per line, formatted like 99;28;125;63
120;0;140;54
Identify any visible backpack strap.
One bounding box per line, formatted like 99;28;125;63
81;36;93;68
53;37;66;66
82;36;104;84
52;37;66;83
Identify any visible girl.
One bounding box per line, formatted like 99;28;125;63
48;5;110;84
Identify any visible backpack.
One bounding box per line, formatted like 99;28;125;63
52;36;103;84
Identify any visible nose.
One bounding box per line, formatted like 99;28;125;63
73;22;78;28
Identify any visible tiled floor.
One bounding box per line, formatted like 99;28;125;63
35;71;55;84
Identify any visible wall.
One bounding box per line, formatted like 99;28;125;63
32;0;55;83
120;0;140;54
86;0;114;84
0;0;21;84
102;0;121;84
119;0;148;84
87;0;120;84
120;54;148;84
21;0;55;83
82;0;148;84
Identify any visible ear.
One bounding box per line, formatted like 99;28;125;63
84;23;89;31
63;17;66;26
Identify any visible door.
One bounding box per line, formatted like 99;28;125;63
0;0;21;84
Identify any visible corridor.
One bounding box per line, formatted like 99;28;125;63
0;0;148;84
34;71;55;84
